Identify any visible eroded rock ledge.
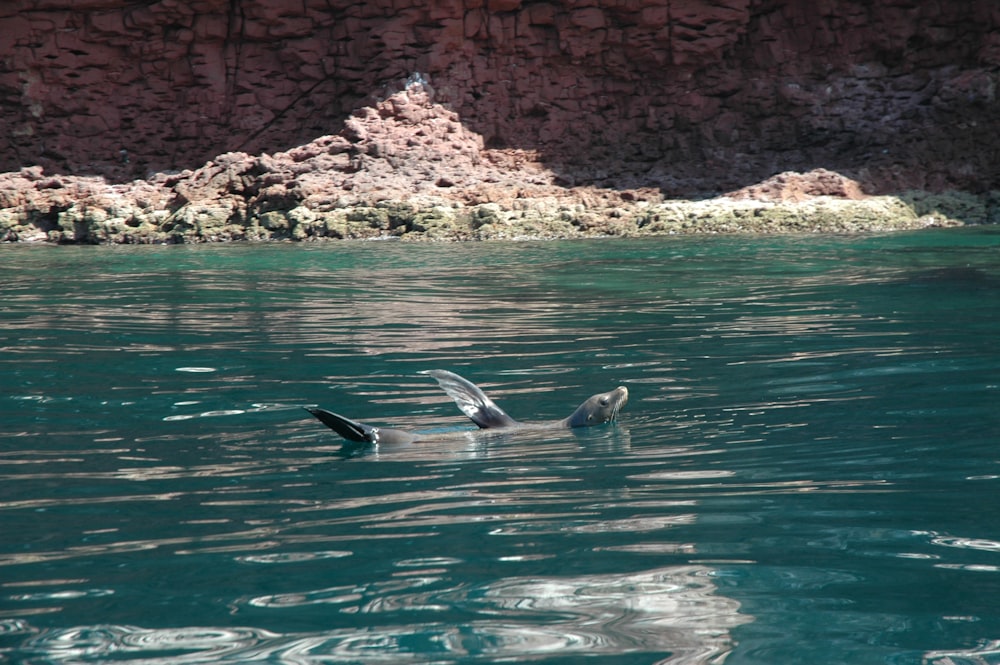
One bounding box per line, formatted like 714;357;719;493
1;84;996;244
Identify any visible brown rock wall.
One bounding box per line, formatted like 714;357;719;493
1;0;998;193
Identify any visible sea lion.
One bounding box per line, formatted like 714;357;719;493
305;369;629;445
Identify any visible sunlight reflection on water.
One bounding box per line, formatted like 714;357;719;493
11;566;750;664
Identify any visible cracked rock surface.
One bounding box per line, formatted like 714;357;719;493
3;1;998;194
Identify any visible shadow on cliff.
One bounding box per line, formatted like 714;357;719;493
10;72;998;236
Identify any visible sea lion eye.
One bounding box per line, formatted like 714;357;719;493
600;397;609;406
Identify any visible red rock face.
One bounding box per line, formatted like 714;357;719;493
1;0;997;193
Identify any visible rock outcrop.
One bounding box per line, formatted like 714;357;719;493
3;83;994;243
2;0;998;195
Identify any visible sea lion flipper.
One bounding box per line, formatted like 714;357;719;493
424;369;519;429
305;408;418;445
304;407;375;443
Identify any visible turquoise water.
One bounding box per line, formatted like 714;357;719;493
2;230;999;664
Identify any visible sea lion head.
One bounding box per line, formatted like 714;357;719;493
563;385;629;428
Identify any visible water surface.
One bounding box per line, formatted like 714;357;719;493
2;230;1000;664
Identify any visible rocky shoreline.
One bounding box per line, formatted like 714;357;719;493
2;84;996;244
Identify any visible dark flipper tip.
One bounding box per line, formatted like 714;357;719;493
304;407;371;443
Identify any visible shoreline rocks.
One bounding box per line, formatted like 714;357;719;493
2;84;997;244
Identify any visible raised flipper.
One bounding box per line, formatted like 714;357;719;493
423;369;520;429
304;408;418;445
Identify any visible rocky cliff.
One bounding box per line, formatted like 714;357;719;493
3;0;998;195
3;80;991;244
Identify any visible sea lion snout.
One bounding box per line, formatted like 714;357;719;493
609;386;629;418
600;386;628;409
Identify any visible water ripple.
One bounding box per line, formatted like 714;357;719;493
5;237;1000;664
94;565;752;663
20;625;279;663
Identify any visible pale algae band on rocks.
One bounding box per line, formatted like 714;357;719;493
2;179;996;244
